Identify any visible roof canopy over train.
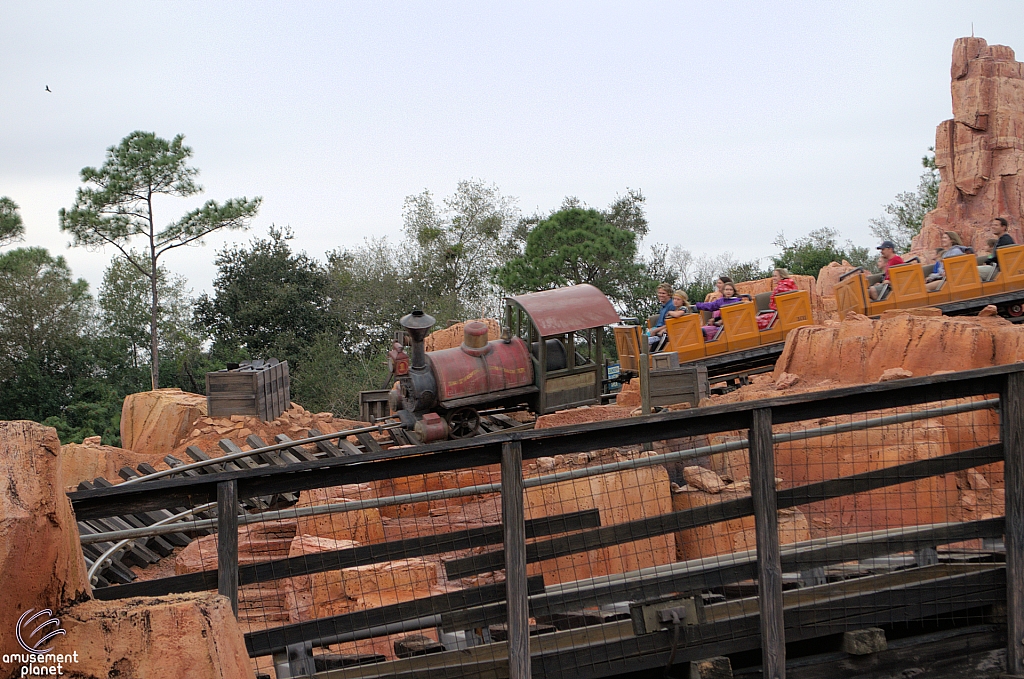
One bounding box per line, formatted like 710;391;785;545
506;284;620;337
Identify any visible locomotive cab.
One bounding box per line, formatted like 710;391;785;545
386;284;621;441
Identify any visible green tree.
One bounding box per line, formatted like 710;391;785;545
403;179;520;320
869;149;939;253
59;131;261;390
494;207;647;304
0;197;25;247
0;247;94;423
196;226;335;360
771;228;873;277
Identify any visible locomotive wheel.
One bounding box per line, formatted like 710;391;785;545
446;407;480;439
1009;303;1024;317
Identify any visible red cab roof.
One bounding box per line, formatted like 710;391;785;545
506;284;621;337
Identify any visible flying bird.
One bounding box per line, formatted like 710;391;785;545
45;85;51;92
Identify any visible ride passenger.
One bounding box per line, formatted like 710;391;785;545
925;231;969;292
666;290;691;318
694;282;742;341
704;275;734;302
757;268;797;330
868;240;905;301
986;216;1015;266
649;282;674;350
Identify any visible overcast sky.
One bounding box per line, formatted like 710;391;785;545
2;1;1022;295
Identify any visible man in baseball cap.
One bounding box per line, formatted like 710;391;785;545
868;240;904;300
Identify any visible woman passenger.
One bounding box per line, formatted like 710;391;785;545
925;231;969;292
694;282;742;341
757;268;798;330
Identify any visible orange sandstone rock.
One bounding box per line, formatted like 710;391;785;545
815;261;857;298
773;312;1024;385
52;593;253;679
60;441;170;489
535;404;632;429
423;318;501;352
912;37;1024;257
120;388;208;455
0;421;91;665
523;465;674;585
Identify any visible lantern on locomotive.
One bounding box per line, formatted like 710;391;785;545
385;284;622;442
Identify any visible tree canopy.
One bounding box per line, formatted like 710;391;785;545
772;228;873;277
0;197;25;247
59;131;261;389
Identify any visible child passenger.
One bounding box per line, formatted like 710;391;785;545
694;282;742;341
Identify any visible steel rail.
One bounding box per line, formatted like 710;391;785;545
117;422;403;486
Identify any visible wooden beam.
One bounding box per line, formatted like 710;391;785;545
91;510;599;600
750;407;784;679
1004;370;1024;676
441;519;1004;633
446;443;1000;580
244;577;545;657
217;480;238;616
502;441;530;679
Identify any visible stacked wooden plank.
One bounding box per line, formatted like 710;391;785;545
206;359;290;421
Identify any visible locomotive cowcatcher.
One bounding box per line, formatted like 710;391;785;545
386;284;622;442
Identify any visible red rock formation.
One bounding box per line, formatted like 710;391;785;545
0;421;91;665
120;388;208;455
534;404;633;428
816;261;857;298
423;318;501;352
60;440;171;489
52;593;254;679
912;37;1024;256
523;465;675;585
773;311;1024;385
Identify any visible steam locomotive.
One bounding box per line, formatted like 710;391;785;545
385;284;622;442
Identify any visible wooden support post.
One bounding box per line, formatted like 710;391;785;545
217;479;239;616
501;441;530;679
749;407;784;679
639;330;652;416
1004;371;1024;676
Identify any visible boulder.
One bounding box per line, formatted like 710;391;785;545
816;261;857;298
773;312;1024;385
295;486;386;545
120;388;208;455
0;421;91;664
683;466;726;493
535;405;632;429
50;593;253;679
60;441;169;489
615;379;641;408
423;318;501;352
523;466;675;585
911;37;1024;257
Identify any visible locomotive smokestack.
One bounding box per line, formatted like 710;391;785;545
400;309;435;370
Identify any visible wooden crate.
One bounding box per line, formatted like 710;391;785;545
647;364;709;408
359;389;391;423
206;359;290;421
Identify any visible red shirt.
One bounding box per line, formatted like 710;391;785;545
882;254;904;280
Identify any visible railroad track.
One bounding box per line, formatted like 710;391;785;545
80;414;533;587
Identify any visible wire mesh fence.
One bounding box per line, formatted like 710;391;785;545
70;366;1019;679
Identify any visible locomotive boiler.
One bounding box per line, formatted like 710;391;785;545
385;284;623;442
